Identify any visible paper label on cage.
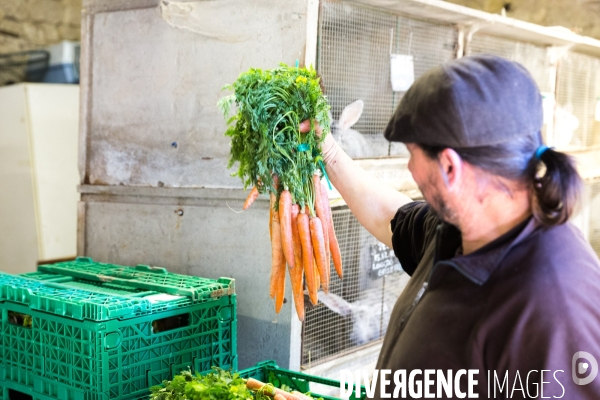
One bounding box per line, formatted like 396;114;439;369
390;54;414;92
369;242;402;279
541;92;555;125
144;293;185;303
595;97;600;122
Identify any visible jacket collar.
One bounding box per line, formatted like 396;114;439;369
433;216;538;285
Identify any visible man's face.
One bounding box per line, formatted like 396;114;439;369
406;143;457;223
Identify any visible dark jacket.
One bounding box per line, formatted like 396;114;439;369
374;201;600;399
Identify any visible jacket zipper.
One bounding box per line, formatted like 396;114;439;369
396;279;429;331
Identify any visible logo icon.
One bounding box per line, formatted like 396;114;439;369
572;351;598;385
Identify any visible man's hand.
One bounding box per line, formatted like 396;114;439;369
299;119;338;163
299;119;323;136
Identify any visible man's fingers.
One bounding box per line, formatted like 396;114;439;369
299;120;311;133
299;119;323;135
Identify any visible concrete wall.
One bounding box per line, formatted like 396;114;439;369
80;0;310;188
80;0;314;370
444;0;600;40
0;0;81;53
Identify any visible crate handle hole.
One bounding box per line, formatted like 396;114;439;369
7;311;32;329
152;313;190;333
8;389;33;400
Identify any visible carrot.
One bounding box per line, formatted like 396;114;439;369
243;186;260;210
269;192;276;241
279;190;295;269
313;175;330;270
246;378;302;400
290;204;305;321
322;183;342;279
269;216;285;301
269;175;280;241
298;211;318;305
310;216;329;293
275;255;286;313
291;392;314;400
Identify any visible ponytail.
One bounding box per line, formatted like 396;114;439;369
531;148;583;226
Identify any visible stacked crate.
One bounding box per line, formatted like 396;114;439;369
0;258;236;400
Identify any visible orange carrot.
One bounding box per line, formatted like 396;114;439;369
269;175;280;241
279;190;295;269
290;204;305;321
269;192;276;241
270;216;285;301
323;205;331;276
243;186;260;210
291;392;313;400
322;183;342;279
298;211;318;305
246;379;302;400
275;255;286;313
310;216;329;293
313;175;330;270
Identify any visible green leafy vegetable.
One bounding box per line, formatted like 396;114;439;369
218;64;331;213
149;368;320;400
149;368;255;400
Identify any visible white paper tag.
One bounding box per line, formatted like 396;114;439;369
390;54;414;92
541;92;555;125
595;97;600;122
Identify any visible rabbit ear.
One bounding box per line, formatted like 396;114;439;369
338;100;364;130
318;291;353;317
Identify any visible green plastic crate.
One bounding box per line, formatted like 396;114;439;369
0;257;237;400
239;361;366;400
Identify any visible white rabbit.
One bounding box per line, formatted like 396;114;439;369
332;100;373;159
332;100;407;158
318;290;391;346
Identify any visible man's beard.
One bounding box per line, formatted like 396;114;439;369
428;192;457;225
419;176;458;225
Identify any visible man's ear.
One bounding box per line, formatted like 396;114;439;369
437;148;463;190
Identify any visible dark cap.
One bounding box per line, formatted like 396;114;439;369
384;54;543;147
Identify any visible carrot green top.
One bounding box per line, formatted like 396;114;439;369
218;64;331;214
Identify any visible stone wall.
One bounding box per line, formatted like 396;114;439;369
0;0;81;54
444;0;600;40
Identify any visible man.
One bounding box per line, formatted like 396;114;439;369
301;55;600;398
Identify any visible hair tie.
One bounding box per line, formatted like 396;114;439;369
535;145;551;160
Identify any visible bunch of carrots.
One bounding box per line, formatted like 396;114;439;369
244;172;342;321
218;64;341;321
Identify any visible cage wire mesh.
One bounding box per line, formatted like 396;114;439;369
467;34;556;144
556;52;600;148
317;0;458;157
309;0;600;369
468;34;553;93
301;206;408;367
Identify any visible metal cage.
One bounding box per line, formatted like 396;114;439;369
301;206;409;368
556;52;600;148
317;0;458;157
305;0;600;372
468;33;554;93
